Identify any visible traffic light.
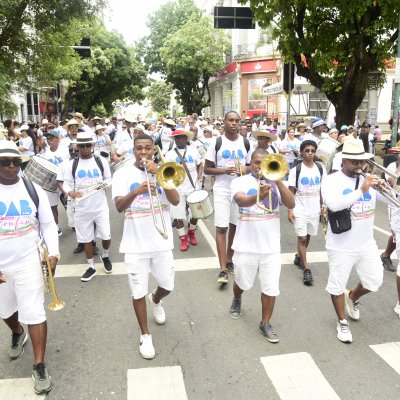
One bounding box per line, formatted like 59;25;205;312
73;38;91;58
214;7;255;29
283;63;295;94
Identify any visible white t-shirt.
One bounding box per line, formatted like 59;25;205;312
116;140;134;157
164;145;202;193
322;171;379;252
301;133;319;144
0;180;57;270
331;151;343;172
40;146;69;167
60;136;76;149
19;136;34;156
288;162;326;218
112;165;174;253
231;174;281;253
205;135;251;196
58;156;111;213
113;130;132;148
94;133;111;154
386;162;400;231
279;137;300;165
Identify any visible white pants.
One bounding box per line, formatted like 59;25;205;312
67;199;74;228
233;251;281;296
0;259;46;324
125;251;174;299
326;246;383;295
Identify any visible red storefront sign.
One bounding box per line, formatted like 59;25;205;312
210;61;237;83
241;60;277;74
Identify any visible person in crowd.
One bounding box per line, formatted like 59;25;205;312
279;127;301;169
0;140;59;394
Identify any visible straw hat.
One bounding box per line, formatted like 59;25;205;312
64;119;83;130
251;130;278;142
163;118;176;127
341;138;373;160
95;124;106;132
0;140;30;161
75;131;96;144
73;112;84;120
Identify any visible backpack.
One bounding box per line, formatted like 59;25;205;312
294;161;323;190
215;136;250;164
22;176;39;218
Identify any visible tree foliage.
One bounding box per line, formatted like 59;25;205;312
147;81;173;113
136;0;202;74
160;17;231;114
64;20;148;116
242;0;400;125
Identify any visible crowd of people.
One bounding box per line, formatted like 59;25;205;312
1;110;399;395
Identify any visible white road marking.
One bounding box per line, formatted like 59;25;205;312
127;366;188;400
373;226;392;236
260;352;341;400
197;219;217;256
0;378;45;399
370;342;400;375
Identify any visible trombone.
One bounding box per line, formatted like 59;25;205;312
256;154;289;213
142;145;185;239
36;241;65;311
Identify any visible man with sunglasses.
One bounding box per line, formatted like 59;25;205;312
58;132;113;282
0;140;59;394
288;140;326;285
321;138;386;343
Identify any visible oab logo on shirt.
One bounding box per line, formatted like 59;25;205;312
343;188;374;219
0;199;36;238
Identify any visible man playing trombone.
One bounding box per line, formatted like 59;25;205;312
112;133;179;360
58;131;113;281
229;148;294;342
0;141;59;394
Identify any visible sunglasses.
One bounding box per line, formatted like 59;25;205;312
0;158;23;167
348;159;366;165
78;144;92;148
69;149;79;153
303;149;316;153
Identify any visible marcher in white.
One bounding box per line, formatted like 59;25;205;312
112;134;179;360
164;129;202;250
229;148;294;342
321;139;385;343
58;132;113;281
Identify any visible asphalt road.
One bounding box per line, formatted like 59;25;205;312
1;184;400;400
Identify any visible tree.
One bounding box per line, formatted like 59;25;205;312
160;17;231;114
64;20;148;116
242;0;400;126
147;81;173;113
136;0;202;74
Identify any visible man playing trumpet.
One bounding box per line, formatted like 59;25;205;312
58;131;113;281
112;134;179;360
0;141;59;394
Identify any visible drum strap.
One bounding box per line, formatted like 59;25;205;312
22;176;39;218
175;148;195;188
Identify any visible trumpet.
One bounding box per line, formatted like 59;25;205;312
36;241;65;311
236;156;243;176
256;154;289;213
143;145;185;239
355;169;400;208
74;178;112;203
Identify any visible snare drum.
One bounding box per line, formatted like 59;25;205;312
24;156;59;192
187;190;213;219
316;137;339;171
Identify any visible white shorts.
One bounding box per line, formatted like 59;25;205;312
125;250;175;299
394;231;400;278
326;246;383;295
0;260;46;324
169;189;194;220
46;190;59;207
214;193;239;228
74;209;111;243
233;251;281;296
294;215;319;237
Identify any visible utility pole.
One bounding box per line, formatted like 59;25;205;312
391;15;400;148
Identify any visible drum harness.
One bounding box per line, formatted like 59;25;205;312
174;148;195;189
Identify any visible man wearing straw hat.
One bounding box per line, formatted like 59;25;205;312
59;131;113;282
60;118;83;149
0;140;59;394
322;138;386;343
250;129;280;155
165;129;203;251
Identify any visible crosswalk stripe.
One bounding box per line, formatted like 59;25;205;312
370;342;400;375
0;378;42;399
260;352;341;400
197;219;217;256
127;366;188;400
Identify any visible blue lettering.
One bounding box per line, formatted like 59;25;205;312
0;201;6;215
77;169;86;178
237;149;245;159
93;169;100;178
315;176;320;185
87;170;93;178
247;188;257;196
188;155;194;163
130;182;140;192
6;201;20;217
301;177;310;185
222;150;231;159
20;200;32;215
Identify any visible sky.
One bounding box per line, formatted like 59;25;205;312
105;0;206;45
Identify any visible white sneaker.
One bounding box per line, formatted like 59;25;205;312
394;301;400;318
337;319;353;343
344;290;360;320
148;291;166;325
139;334;155;360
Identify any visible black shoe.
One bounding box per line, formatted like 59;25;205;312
381;253;396;272
294;254;304;270
92;242;99;256
81;267;96;282
217;270;229;284
102;257;112;274
172;219;177;228
73;243;84;254
226;261;235;275
303;269;313;285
